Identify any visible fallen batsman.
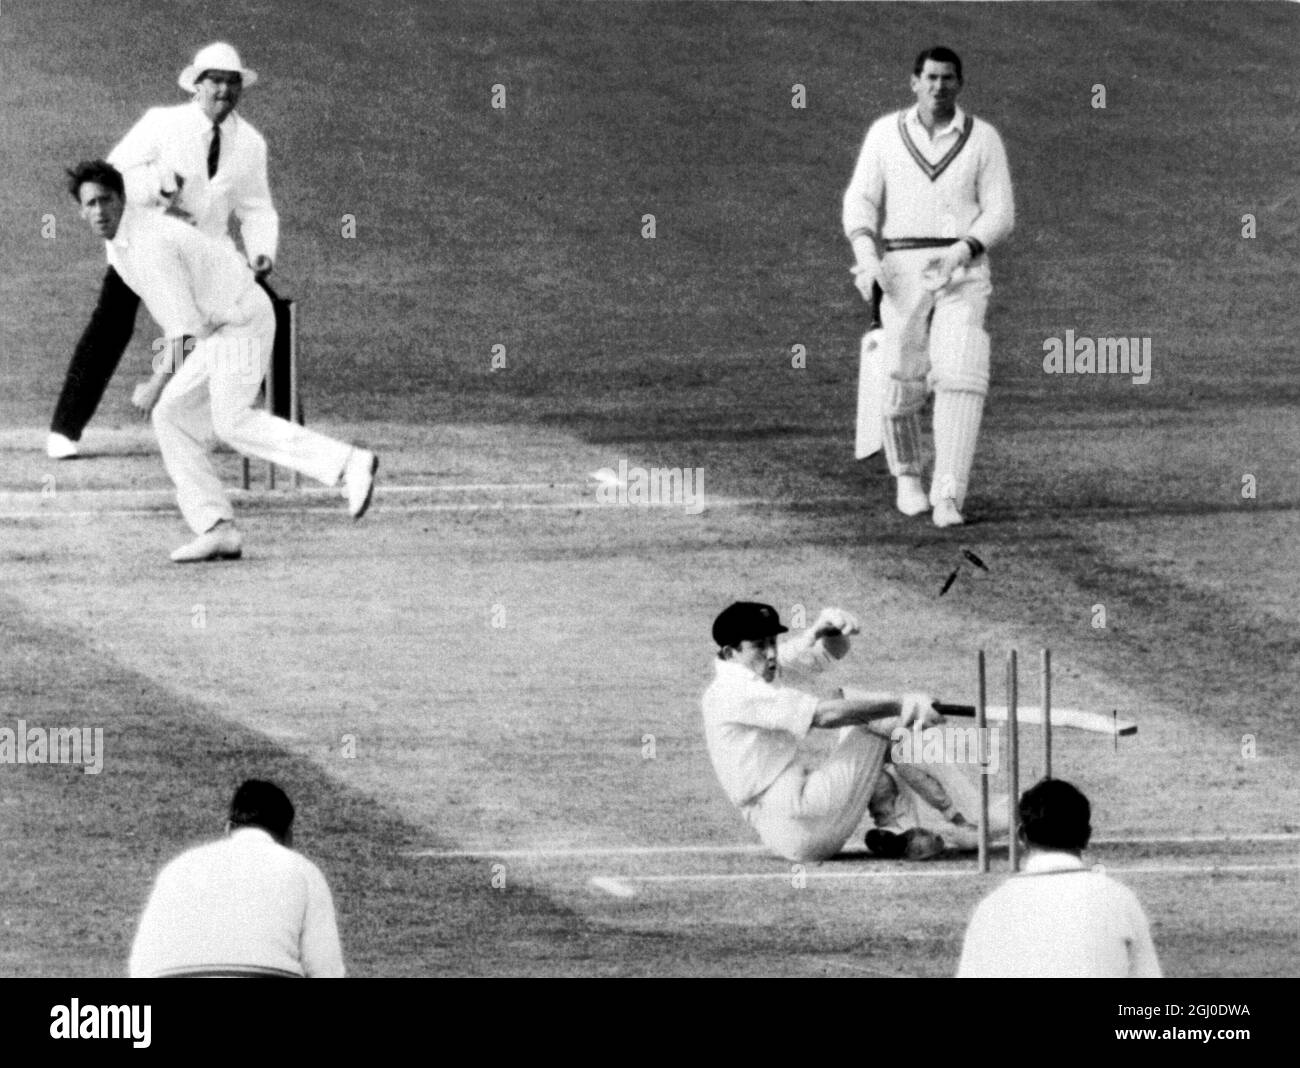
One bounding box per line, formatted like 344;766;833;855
701;601;1009;862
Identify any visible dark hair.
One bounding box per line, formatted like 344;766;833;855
228;779;295;842
913;46;963;81
66;159;124;200
1018;778;1091;852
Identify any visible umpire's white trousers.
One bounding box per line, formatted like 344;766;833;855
152;287;353;534
742;726;892;862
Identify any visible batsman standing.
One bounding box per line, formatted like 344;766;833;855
843;46;1014;527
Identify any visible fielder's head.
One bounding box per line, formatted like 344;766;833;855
228;779;295;846
1017;778;1092;855
67;160;126;240
179;42;258;125
712;602;787;683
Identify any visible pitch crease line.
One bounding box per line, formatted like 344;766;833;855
620;861;1300;884
0;496;818;521
402;832;1300;860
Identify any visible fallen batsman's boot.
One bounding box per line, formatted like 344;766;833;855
900;827;946;860
865;828;908;858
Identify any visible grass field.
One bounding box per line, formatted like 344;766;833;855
1;0;1298;980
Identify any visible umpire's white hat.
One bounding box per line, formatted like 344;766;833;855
179;42;259;92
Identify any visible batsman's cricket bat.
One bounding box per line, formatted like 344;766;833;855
933;702;1138;737
855;328;885;459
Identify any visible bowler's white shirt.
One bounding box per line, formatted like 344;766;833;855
129;827;345;978
842;105;1015;250
956;851;1162;978
107;204;257;339
108;101;278;263
702;640;834;807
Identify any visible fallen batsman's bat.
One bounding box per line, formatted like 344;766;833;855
932;702;1137;737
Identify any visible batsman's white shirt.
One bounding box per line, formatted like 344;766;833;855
842;105;1014;249
703;641;892;862
956;851;1162;978
108;102;279;263
702;645;830;807
129;827;345;978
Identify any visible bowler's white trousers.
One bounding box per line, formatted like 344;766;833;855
152;287;352;534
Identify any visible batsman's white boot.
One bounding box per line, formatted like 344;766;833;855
932;496;964;528
170;521;243;563
895;475;930;517
342;448;379;519
900;827;945;860
47;433;78;460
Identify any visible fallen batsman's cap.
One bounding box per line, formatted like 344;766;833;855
179;42;259;92
712;602;788;648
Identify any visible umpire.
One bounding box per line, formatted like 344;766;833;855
48;42;283;459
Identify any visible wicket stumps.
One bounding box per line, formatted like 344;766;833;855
241;297;302;491
976;646;1053;873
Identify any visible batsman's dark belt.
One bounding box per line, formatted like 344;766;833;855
882;237;963;252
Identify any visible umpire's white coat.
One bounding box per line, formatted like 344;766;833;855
108;101;279;265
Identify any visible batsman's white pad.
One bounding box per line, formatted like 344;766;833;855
855;329;886;459
930;323;991;395
932;390;984;510
881;412;925;477
882;373;927;415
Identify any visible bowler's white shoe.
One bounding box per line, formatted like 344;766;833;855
895;476;930;517
342;448;379;519
47;433;78;460
932;497;965;528
170;522;243;563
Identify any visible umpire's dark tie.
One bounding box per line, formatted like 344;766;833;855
207;124;221;179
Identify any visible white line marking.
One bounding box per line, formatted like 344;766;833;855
1092;832;1300;846
621;862;1300;885
589;876;637;898
816;958;916;978
404;844;771;860
401;833;1300;861
0;482;578;506
0;495;818;522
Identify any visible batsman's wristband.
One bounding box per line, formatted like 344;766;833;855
962;237;985;258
